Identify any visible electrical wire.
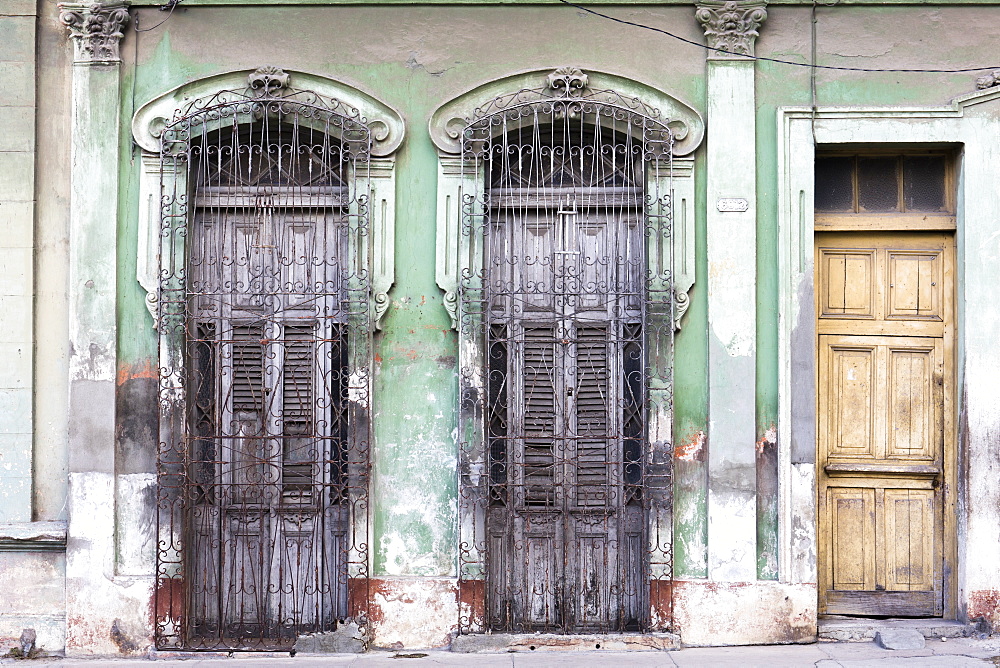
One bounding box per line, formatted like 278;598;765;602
131;0;181;145
557;0;1000;74
810;0;819;145
134;0;182;33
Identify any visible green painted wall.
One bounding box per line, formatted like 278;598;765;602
119;2;712;579
111;1;998;585
672;153;709;579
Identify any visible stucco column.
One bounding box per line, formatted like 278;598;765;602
60;2;150;655
697;0;766;583
0;2;37;524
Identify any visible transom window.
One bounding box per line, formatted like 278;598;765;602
815;151;956;231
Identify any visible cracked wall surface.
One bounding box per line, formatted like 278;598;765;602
3;0;1000;654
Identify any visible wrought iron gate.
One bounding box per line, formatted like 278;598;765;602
457;69;676;634
154;71;372;650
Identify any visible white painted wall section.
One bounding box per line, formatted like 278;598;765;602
706;58;758;582
0;7;36;522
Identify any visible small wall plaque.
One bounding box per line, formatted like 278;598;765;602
717;198;749;212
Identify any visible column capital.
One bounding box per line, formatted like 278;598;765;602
59;1;131;65
695;1;768;60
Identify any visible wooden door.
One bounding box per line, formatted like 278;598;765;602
185;204;351;643
816;232;953;616
484;208;646;633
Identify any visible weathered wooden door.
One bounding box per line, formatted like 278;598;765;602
816;231;953;616
156;108;372;649
185;203;352;645
484;206;646;632
456;85;677;633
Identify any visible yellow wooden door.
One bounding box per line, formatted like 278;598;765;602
816;232;953;616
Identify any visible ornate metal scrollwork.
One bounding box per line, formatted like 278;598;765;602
467;67;670;130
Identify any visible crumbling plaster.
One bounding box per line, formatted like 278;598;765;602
7;1;1000;656
673;580;817;646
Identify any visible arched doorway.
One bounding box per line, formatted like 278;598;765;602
454;69;677;633
152;72;376;650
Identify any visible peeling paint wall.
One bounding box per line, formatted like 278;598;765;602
968;590;1000;632
372;315;458;577
673;580;816;647
755;424;778;579
367;578;458;649
7;0;1000;655
673;429;708;578
0;552;65;654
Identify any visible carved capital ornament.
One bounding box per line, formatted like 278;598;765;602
59;1;131;65
695;1;768;59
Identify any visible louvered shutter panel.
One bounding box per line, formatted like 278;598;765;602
281;324;315;504
230;325;266;495
574;326;611;508
522;325;557;507
281;325;314;434
231;326;264;421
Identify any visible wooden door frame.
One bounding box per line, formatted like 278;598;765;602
772;100;1000;622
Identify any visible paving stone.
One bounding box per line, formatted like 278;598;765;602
876;629;926;650
451;632;679;653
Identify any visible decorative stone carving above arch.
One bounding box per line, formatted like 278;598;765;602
131;67;405;330
133;66;405;156
429;67;704;157
429;67;704;330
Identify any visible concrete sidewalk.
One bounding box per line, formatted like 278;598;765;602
7;637;1000;668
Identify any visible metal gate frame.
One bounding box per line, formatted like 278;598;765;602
454;67;677;634
153;69;375;651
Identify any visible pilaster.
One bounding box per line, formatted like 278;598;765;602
0;1;37;524
59;1;149;656
697;0;766;583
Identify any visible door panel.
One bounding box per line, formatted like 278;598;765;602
523;517;560;625
818;249;876;318
489;320;639;631
886;346;938;460
816;232;952;617
828;487;876;591
882;489;935;592
186;207;353;643
485;207;646;632
821;343;878;459
886;250;944;321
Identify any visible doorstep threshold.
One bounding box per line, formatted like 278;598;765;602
818;616;975;642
